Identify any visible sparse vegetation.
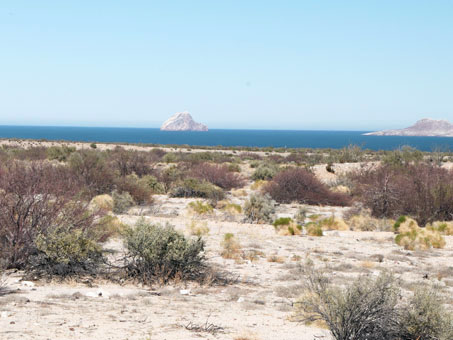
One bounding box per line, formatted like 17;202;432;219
123;220;206;283
243;194;276;224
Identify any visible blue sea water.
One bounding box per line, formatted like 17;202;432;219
0;125;452;151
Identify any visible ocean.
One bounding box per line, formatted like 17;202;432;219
0;125;452;151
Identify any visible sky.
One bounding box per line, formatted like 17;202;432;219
1;1;453;130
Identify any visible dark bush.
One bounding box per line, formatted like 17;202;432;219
349;163;453;226
0;161;102;269
189;163;245;190
68;150;115;197
264;168;350;206
110;147;158;177
124;220;206;283
47;145;76;162
115;175;153;205
170;178;225;202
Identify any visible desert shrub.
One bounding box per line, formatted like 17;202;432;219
393;217;445;250
47;145;76;162
316;216;349;231
426;221;453;235
218;201;242;214
110;147;157;177
273;217;302;236
112;190;135;214
123;220;205;283
382;145;423;167
349;163;453;226
31;226;103;277
115;174;153;205
157;165;183;192
187;220;209;237
221;233;242;260
251;163;279;181
170;178;225;202
68;150;115;197
188;201;213;215
141;175;166;194
250;179;268;190
90;142;97;149
295;270;400;340
294;206;309;224
336;144;364;163
346;213;392;231
89;194;114;213
305;223;323;236
265;168;351;206
189;163;245;190
0;161;101;269
227;163;241;172
243;194;276;224
399;287;453;340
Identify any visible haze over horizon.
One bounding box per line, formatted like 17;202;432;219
1;1;452;130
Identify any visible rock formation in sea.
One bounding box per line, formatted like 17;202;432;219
364;118;453;137
160;112;208;131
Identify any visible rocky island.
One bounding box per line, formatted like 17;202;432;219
364;118;453;137
160;111;208;131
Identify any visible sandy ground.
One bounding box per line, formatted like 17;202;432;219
1;193;453;340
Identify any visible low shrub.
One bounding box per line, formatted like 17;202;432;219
296;270;453;340
112;190;135;214
316;216;349;231
243;194;276;224
187;220;210;237
251;163;279;181
305;223;323;236
221;233;242;260
393;217;446;250
47;145;76;162
89;194;114;213
273;218;302;236
264;168;351;206
295;271;400;340
124;220;206;283
31;226;104;277
427;221;453;235
349;163;453;226
399;287;453;340
170;178;225;202
115;175;153;205
141;175;165;194
189;163;245;190
188;201;214;215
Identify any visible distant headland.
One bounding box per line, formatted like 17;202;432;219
364;118;453;137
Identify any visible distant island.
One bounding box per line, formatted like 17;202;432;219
364;118;453;137
160;112;208;131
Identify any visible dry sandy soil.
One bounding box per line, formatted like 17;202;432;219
1;141;453;340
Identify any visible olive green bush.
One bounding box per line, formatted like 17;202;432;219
243;194;276;224
123;220;206;283
112;190;135;214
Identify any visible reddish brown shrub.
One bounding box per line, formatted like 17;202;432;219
115;175;153;205
264;167;351;206
68;150;116;197
189;163;245;190
0;161;101;269
349;163;453;226
110;147;158;177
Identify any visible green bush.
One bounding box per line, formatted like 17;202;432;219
188;201;213;215
243;194;276;224
251;163;279;180
399;288;453;340
112;190;135;214
273;217;292;226
123;220;206;283
141;175;165;194
31;226;103;277
47;145;76;162
170;178;225;202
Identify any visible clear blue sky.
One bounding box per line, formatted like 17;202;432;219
1;1;452;130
